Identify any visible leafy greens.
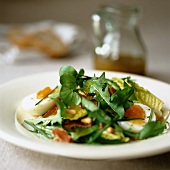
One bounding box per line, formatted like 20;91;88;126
24;65;167;145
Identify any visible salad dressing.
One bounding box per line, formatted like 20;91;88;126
130;119;145;126
94;54;145;75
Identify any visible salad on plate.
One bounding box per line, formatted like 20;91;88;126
16;66;170;144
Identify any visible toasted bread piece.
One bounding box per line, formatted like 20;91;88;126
29;29;68;58
8;27;68;58
8;27;32;48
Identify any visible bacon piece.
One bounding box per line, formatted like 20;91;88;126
43;105;58;118
108;86;117;95
52;128;71;143
63;120;92;131
91;99;98;106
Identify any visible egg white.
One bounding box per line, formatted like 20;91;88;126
21;93;56;116
118;103;156;133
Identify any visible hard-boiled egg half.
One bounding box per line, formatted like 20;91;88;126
21;87;56;116
118;103;156;133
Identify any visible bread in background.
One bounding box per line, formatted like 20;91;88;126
8;27;69;58
8;27;32;48
29;29;68;58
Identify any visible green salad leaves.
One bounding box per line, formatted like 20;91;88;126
24;65;167;144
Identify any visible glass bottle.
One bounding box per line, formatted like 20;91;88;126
91;4;146;75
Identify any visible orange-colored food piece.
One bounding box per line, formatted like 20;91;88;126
125;104;145;119
43;105;58;118
108;86;117;95
52;128;71;143
37;86;52;99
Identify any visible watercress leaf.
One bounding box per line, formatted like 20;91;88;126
92;83;110;101
124;78;132;88
128;92;137;101
111;87;134;105
60;86;81;106
88;109;111;125
123;77;135;87
76;68;85;87
59;68;82;106
81;97;98;112
83;72;106;94
83;79;94;94
87;124;110;143
92;83;124;119
123;130;140;139
123;101;133;110
94;72;106;85
60;73;77;89
77;68;85;78
112;114;121;122
106;79;120;91
59;65;77;77
48;91;60;100
113;104;124;118
139;121;166;139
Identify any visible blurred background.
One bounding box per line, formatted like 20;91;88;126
0;0;170;82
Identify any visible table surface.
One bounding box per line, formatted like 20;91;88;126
0;27;170;170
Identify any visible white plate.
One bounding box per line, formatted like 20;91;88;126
0;70;170;160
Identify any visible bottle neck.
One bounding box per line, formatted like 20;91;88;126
102;5;141;27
